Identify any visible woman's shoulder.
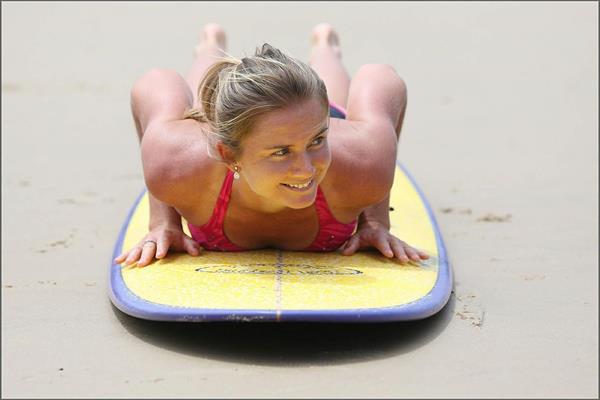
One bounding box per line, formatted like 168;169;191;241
322;118;393;210
141;119;225;208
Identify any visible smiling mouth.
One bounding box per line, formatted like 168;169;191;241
281;178;314;190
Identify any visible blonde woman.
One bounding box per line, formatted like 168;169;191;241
115;23;429;268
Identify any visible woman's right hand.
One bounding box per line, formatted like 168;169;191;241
114;225;202;267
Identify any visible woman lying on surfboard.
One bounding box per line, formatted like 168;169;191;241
115;23;429;268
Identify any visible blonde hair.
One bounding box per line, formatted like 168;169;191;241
183;43;329;160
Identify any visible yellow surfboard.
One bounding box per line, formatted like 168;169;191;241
109;163;452;322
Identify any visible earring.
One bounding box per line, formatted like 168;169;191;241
233;165;240;180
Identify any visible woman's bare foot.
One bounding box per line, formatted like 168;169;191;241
194;23;227;56
310;23;342;58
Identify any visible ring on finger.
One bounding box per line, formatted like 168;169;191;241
143;239;157;246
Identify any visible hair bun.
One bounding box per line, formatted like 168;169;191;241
256;43;283;59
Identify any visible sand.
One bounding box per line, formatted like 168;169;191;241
2;2;598;398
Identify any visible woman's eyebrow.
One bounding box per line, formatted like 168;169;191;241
264;125;329;150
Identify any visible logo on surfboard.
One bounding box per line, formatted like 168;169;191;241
195;264;363;276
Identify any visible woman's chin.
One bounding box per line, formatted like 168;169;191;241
279;184;317;209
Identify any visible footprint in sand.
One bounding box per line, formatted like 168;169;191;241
455;292;485;328
35;230;76;253
476;213;512;223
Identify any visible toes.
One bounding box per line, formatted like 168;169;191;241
203;22;225;36
311;23;340;47
312;23;334;34
202;23;227;48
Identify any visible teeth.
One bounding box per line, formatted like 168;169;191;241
285;179;312;189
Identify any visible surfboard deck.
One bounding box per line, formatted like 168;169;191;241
109;163;452;322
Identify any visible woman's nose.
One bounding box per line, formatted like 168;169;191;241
290;152;316;177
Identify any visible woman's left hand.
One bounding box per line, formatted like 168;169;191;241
338;220;430;263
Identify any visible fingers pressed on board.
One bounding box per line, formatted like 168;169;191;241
156;239;169;259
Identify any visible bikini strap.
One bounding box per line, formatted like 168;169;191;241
313;185;329;222
202;169;234;230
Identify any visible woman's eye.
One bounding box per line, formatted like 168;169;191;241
271;137;325;157
272;148;289;157
312;137;325;146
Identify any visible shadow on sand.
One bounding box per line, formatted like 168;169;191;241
111;292;455;367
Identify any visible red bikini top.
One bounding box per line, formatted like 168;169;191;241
187;170;357;252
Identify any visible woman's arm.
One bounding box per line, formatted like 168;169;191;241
115;69;204;267
338;64;428;262
358;193;391;230
342;193;428;263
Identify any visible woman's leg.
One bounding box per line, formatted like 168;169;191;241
186;23;228;107
309;24;351;109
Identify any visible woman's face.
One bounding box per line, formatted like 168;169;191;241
236;97;331;211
